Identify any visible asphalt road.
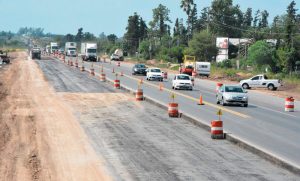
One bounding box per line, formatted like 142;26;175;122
60;56;300;171
35;57;299;180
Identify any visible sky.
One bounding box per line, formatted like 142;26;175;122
0;0;299;37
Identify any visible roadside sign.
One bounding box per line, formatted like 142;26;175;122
217;109;223;116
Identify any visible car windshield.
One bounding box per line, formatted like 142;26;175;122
151;69;161;73
177;75;190;80
136;64;145;68
225;86;244;93
186;65;193;69
88;49;96;53
69;48;76;51
52;46;58;50
264;75;268;79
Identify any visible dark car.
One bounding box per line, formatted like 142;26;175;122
132;64;147;75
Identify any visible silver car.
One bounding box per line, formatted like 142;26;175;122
216;85;248;107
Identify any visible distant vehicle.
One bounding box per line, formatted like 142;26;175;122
81;43;97;61
240;74;282;91
31;47;41;59
216;85;248;107
195;62;211;77
132;64;147;75
114;49;124;61
65;42;77;57
58;48;64;55
146;68;163;81
46;45;50;54
50;42;59;54
0;50;10;64
110;53;120;61
179;65;194;76
172;74;193;90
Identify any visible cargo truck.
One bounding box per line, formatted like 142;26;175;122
80;43;97;61
65;42;77;57
31;47;41;60
50;42;59;54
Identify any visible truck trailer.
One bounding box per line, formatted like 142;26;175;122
80;43;97;61
65;42;77;57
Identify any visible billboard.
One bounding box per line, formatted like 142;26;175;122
216;37;229;49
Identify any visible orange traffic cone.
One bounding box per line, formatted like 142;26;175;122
198;94;204;105
159;83;163;91
112;67;115;73
120;71;124;76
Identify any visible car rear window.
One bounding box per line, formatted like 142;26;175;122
177;75;190;80
151;69;161;72
225;86;244;93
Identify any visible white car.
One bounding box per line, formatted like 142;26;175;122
240;74;282;91
146;68;163;81
172;74;193;90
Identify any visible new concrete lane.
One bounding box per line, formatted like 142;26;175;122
36;58;299;180
67;57;300;170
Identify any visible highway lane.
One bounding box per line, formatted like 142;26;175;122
36;57;299;180
63;56;300;170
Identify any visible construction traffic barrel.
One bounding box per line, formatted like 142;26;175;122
114;80;120;89
100;73;106;82
163;72;168;79
285;97;294;112
90;68;95;76
216;83;223;92
117;62;120;67
211;120;224;139
168;103;179;117
192;71;197;77
136;89;144;101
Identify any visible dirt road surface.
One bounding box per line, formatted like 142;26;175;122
35;56;299;180
0;52;111;181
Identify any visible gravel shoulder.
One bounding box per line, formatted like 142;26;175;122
0;52;112;181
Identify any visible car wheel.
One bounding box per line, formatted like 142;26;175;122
268;84;274;91
242;83;249;89
172;86;174;89
221;98;226;106
243;103;248;107
216;97;220;104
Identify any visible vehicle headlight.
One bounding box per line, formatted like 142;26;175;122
243;96;247;100
134;68;137;71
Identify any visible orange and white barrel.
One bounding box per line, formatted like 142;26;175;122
114;80;120;89
90;68;95;76
216;83;223;92
70;61;73;66
100;73;106;82
80;66;85;72
163;72;168;79
117;62;120;67
136;89;144;101
168;103;179;117
192;71;197;77
75;61;78;68
211;120;224;139
285;97;294;112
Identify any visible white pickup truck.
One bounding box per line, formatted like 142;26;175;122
240;74;282;91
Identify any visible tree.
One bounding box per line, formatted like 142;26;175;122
149;4;172;39
196;7;209;32
285;0;298;73
75;28;83;42
173;18;180;36
124;12;141;54
107;34;118;44
209;0;243;37
184;31;218;61
83;32;96;41
259;10;269;28
180;0;197;36
247;40;276;71
139;17;148;40
243;8;253;27
64;34;75;42
253;10;260;28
